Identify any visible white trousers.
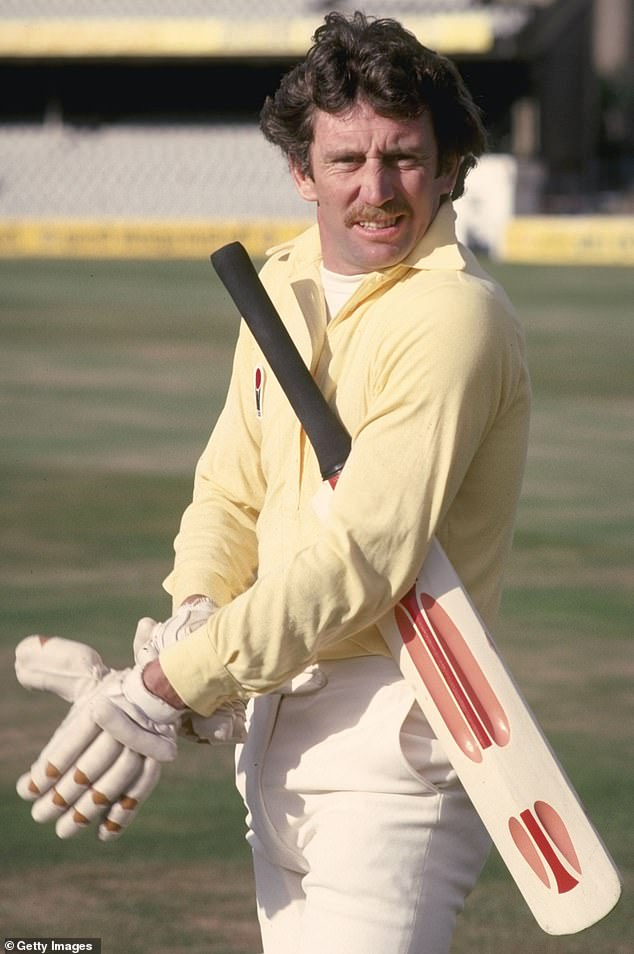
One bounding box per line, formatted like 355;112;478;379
235;656;491;954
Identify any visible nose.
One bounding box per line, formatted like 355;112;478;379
359;158;395;207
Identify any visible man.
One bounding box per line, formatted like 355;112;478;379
18;12;531;954
152;11;530;951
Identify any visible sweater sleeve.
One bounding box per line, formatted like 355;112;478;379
162;320;266;609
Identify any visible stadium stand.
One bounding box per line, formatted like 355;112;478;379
0;0;529;29
0;0;632;262
0;0;523;57
0;123;306;219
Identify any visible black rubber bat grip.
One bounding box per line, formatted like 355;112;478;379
210;241;352;480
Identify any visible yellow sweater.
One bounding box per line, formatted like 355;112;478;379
161;203;531;715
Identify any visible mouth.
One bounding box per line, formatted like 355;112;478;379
346;203;409;236
356;216;401;231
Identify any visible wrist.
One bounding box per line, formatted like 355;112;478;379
137;660;187;714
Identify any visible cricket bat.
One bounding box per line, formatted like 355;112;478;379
210;241;622;936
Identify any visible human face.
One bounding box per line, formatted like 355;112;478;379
291;100;459;274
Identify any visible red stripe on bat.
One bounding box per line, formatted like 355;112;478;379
534;800;582;875
509;816;550;887
395;593;484;762
396;587;510;760
509;805;581;893
420;594;510;748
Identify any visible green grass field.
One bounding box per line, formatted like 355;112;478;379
1;257;632;953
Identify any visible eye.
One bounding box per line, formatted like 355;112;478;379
332;154;363;169
390;153;425;169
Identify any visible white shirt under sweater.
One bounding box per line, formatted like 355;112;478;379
320;265;366;321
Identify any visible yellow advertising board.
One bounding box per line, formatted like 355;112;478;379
503;216;634;266
2;215;633;265
0;218;312;260
0;14;492;58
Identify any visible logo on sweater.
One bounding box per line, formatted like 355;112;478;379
254;366;265;418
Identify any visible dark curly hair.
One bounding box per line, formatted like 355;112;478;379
260;11;487;199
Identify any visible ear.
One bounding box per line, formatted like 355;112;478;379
289;159;318;203
437;154;461;198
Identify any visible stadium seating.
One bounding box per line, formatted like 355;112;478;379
0;122;307;220
0;0;532;46
0;0;506;17
0;0;529;225
0;0;533;224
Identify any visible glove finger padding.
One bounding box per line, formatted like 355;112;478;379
98;757;161;842
25;732;160;841
17;703;102;799
31;733;125;823
15;634;168;840
54;747;152;840
15;636;111;799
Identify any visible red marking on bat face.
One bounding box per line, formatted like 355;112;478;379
420;593;510;747
395;595;483;762
534;801;582;875
509;816;550;887
509;804;581;893
395;587;509;761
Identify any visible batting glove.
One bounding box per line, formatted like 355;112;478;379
133;597;218;668
15;635;175;841
133;599;247;745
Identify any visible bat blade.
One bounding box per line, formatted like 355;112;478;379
210;241;622;935
379;537;621;934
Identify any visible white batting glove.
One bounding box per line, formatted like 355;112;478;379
178;701;247;745
133;599;247;745
133;597;218;668
15;635;171;841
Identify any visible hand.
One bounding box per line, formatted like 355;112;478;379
15;635;170;841
133;600;248;745
133;597;217;668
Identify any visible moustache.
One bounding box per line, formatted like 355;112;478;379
344;202;409;227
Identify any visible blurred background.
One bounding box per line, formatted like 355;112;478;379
0;0;633;262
